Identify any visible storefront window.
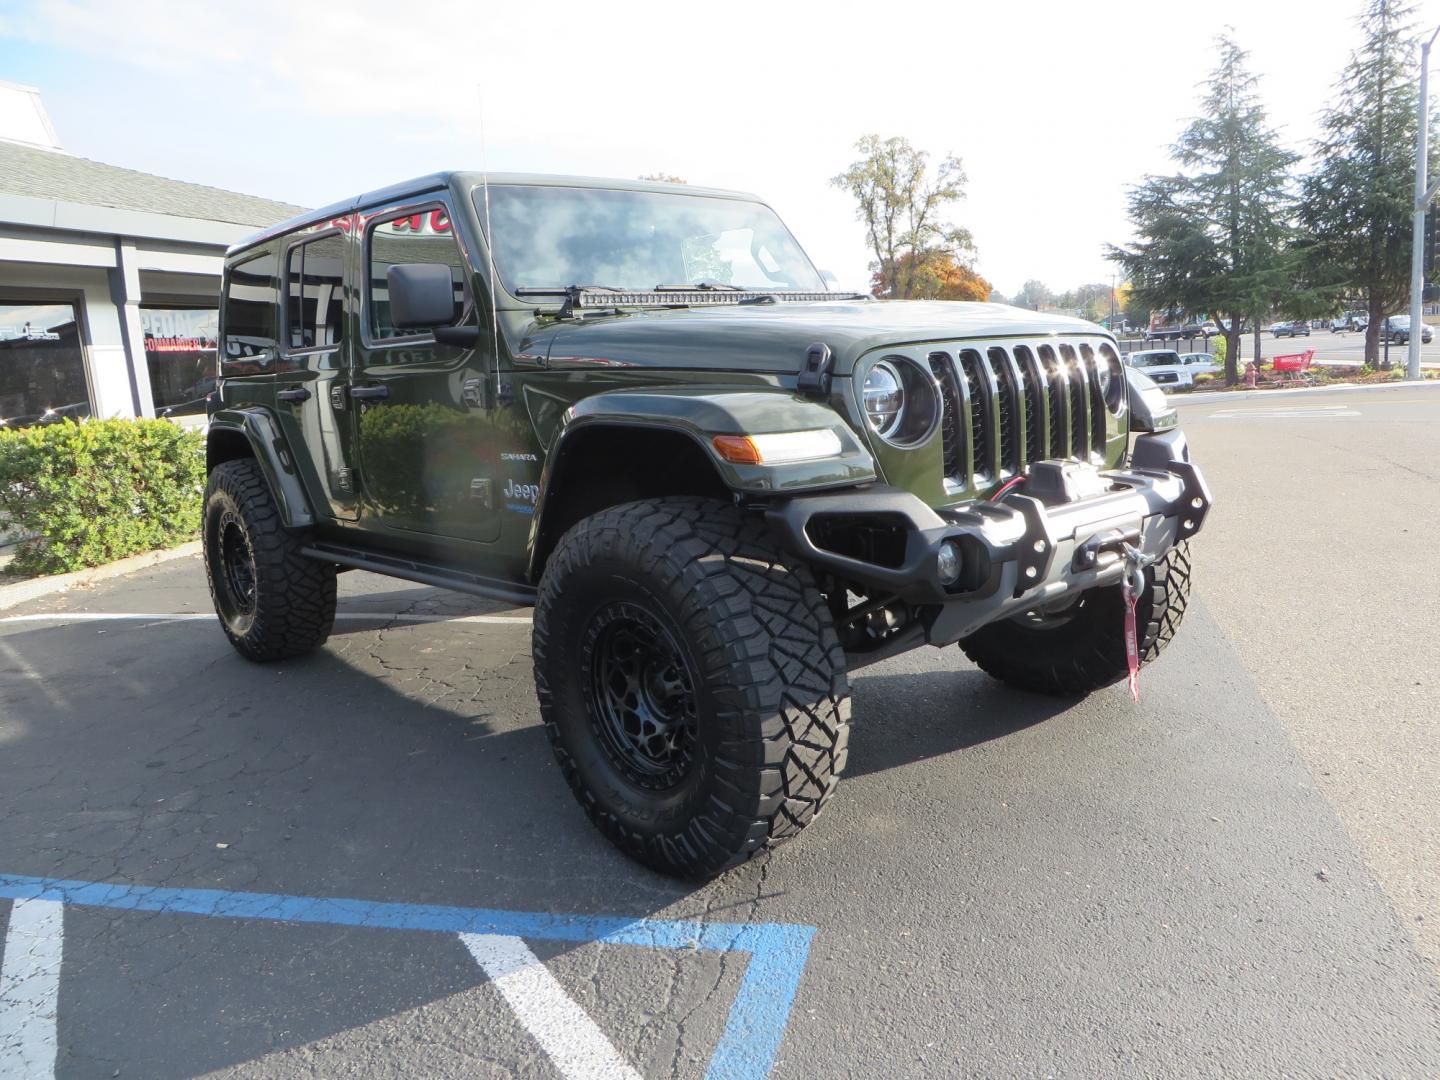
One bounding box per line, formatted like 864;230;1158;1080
142;308;218;417
0;302;90;429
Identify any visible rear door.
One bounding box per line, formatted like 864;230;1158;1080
274;223;358;519
350;197;500;543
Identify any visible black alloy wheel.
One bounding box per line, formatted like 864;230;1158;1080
583;601;699;792
213;509;258;628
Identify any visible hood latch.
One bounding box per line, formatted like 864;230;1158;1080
797;342;835;397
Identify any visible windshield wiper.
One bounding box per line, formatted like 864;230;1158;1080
653;281;745;292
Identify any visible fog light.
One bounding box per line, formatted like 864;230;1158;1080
937;540;963;586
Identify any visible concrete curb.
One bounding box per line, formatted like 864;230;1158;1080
1175;379;1440;405
0;541;202;611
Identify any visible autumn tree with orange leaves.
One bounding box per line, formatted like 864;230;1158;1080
870;248;993;301
833;134;987;301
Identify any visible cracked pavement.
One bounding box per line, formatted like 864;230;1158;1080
5;392;1440;1078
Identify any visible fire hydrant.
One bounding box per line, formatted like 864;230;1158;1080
1244;361;1258;389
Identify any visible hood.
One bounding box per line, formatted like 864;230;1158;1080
533;300;1107;375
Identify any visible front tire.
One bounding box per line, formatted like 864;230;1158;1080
959;542;1192;697
203;459;336;662
533;497;850;878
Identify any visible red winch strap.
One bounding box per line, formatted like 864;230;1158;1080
1123;585;1141;702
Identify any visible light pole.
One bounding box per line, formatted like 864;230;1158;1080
1407;24;1440;381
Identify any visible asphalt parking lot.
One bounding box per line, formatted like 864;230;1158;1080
4;384;1440;1078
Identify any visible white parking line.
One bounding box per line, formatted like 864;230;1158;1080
0;612;533;626
1208;406;1362;419
461;933;642;1080
0;898;64;1079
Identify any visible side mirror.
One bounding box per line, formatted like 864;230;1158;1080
387;263;458;329
819;269;840;291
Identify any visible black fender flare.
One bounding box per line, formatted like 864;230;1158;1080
206;408;316;529
525;387;877;581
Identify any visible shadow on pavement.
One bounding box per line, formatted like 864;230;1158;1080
845;664;1073;779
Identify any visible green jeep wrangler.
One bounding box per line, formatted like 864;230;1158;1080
205;173;1208;878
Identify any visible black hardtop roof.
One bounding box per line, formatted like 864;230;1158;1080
225;172;764;259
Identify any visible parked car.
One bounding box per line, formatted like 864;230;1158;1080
1271;321;1311;338
1125;349;1196;389
1381;315;1433;344
1178;352;1219;375
201;170;1209;878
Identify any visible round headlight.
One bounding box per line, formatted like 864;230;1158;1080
1102;352;1126;411
863;361;905;437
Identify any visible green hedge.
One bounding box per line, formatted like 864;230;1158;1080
0;418;205;576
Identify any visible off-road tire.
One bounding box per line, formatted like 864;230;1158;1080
203;458;336;662
958;541;1191;697
533;497;850;878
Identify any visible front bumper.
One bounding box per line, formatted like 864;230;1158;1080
766;429;1210;648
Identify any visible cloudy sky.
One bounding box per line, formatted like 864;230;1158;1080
4;0;1439;297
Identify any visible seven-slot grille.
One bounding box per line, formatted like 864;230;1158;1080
924;339;1118;490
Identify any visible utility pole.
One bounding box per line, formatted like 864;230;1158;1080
1408;24;1440;381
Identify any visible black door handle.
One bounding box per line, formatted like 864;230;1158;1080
349;385;389;400
276;387;311;403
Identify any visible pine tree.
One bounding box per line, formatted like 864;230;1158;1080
1109;35;1298;384
1301;0;1426;367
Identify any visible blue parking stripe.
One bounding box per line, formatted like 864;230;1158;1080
0;872;813;1080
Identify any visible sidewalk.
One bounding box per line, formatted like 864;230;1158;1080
0;541;201;611
1177;377;1440;405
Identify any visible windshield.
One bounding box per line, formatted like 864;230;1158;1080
1132;351;1180;367
475;184;825;293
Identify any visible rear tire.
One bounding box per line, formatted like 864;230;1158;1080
533;497;850;878
959;541;1191;697
203;458;336;662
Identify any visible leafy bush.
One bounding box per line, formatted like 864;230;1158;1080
1212;336;1227;367
0;418;205;576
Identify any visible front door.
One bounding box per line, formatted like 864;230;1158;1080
351;199;500;543
273;226;358;520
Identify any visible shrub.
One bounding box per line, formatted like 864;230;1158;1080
0;418;205;576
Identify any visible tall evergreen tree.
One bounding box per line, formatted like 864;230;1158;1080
1109;35;1297;384
1301;0;1427;367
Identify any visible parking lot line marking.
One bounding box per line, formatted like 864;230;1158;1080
0;874;812;1080
462;933;643;1080
0;898;64;1078
0;612;533;626
1208;409;1361;419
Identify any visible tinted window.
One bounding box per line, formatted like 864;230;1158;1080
223;251;278;372
367;209;467;340
285;235;345;350
0;302;90;428
142;307;218;415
